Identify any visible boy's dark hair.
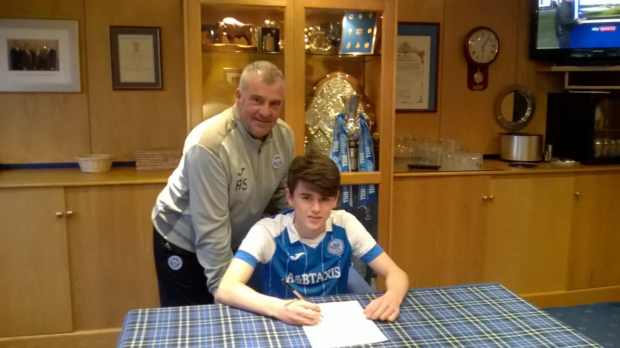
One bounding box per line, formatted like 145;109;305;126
287;153;340;197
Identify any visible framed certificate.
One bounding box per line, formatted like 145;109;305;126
395;23;439;112
109;26;162;90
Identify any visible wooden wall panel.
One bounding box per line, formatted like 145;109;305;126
394;0;561;154
514;0;564;138
0;0;91;164
440;0;519;154
394;0;443;141
85;0;187;161
398;0;444;23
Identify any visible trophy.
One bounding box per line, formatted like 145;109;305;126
342;94;361;171
203;18;257;52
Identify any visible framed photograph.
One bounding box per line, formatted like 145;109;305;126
0;19;81;92
109;26;162;90
395;22;439;112
258;27;280;53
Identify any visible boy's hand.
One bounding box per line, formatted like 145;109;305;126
363;291;402;322
275;299;322;326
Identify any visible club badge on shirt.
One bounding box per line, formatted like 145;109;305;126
168;255;183;271
272;154;283;169
327;238;345;257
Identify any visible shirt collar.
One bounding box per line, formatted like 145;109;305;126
286;211;333;244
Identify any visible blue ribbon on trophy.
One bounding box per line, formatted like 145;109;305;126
330;113;352;209
358;116;376;220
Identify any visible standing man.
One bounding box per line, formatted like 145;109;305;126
555;0;585;48
20;44;34;70
47;45;58;71
152;61;294;307
9;41;22;71
37;45;48;70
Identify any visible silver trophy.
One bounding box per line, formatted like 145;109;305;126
342;95;360;171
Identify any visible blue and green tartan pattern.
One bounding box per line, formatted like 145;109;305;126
117;283;600;347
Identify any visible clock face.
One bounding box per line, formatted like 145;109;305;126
467;29;499;64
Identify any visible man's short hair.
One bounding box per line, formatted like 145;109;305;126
287;153;340;197
238;61;284;90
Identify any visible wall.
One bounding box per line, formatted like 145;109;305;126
2;0;566;162
396;0;564;154
0;0;186;163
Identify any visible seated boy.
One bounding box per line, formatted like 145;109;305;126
215;153;409;326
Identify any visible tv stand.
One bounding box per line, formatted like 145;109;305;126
537;65;620;72
537;65;620;90
561;61;620;67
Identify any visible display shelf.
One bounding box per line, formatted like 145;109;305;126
341;172;382;185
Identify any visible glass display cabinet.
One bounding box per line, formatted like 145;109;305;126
184;0;395;288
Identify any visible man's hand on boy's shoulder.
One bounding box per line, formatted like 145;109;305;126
363;291;403;322
275;299;322;326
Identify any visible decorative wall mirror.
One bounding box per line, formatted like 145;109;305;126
494;85;535;131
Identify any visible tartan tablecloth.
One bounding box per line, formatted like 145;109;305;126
117;283;600;347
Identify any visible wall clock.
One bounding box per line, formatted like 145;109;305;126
464;26;499;91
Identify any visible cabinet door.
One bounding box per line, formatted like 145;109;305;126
569;173;620;290
392;176;490;288
65;184;163;330
0;188;73;337
485;175;574;294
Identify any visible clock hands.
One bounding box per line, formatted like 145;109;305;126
481;34;490;57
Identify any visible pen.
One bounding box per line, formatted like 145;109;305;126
281;279;323;318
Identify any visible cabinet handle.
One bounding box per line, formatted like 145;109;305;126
489;196;494;201
575;192;580;198
66;211;74;217
55;212;63;217
482;196;488;201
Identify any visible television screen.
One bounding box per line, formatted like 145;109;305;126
531;0;620;63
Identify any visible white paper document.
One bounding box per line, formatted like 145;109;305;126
302;301;388;348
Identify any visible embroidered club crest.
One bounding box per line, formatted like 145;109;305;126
327;238;345;257
273;154;283;169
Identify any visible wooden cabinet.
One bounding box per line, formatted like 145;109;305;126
184;0;294;135
392;171;620;305
391;176;490;288
65;184;162;330
569;173;620;290
0;182;164;343
0;188;73;338
484;175;575;294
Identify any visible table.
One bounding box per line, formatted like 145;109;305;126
117;283;600;347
